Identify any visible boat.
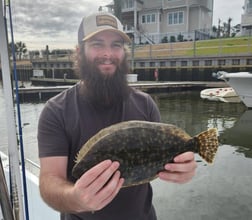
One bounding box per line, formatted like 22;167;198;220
0;1;58;219
200;87;241;103
215;71;252;108
0;152;59;220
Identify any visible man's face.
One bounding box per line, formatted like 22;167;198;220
84;30;126;76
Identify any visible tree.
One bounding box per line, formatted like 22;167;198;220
161;36;168;43
177;33;184;42
170;36;176;42
15;41;27;60
227;17;232;37
212;25;217;38
217;18;221;38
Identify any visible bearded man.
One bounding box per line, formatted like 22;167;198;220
38;12;197;220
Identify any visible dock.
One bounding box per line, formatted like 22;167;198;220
16;81;228;102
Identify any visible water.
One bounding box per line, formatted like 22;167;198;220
1;84;252;219
151;92;252;220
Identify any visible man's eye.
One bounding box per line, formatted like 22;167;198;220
112;43;123;48
90;42;103;47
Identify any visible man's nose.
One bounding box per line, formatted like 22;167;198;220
102;45;113;57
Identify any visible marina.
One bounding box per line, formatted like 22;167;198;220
16;80;228;102
1;86;252;220
1;0;252;219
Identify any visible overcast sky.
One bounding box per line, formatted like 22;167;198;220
8;0;245;51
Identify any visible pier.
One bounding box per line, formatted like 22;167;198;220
16;81;228;102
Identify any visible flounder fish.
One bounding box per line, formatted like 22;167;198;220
72;120;219;187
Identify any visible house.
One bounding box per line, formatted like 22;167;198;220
241;0;252;36
106;0;213;44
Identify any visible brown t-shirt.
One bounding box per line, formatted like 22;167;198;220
38;83;161;220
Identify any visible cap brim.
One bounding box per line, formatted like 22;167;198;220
82;28;131;43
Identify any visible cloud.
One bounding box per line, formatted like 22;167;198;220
10;0;111;50
6;0;244;51
213;0;244;26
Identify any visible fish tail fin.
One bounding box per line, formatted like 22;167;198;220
195;128;219;164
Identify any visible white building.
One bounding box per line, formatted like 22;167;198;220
107;0;213;44
241;0;252;36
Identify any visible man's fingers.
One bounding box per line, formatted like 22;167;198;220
88;161;120;194
173;151;194;163
95;171;124;210
79;160;113;187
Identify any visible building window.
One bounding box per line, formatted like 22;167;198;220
247;59;252;65
218;60;226;66
232;59;240;65
192;60;199;66
181;61;187;66
170;61;176;66
142;13;156;24
140;62;145;67
168;11;184;25
160;61;166;67
168;14;173;25
179;12;183;23
174;12;178;24
123;0;134;9
150;62;155;67
205;60;212;66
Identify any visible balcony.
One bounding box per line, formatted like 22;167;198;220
163;0;211;10
241;14;252;27
124;24;135;34
122;6;134;12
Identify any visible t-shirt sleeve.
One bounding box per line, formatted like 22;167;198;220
37;100;69;158
146;94;161;123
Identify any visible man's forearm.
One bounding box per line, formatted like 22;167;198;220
39;174;78;213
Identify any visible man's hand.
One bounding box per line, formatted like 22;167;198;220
71;160;124;213
158;152;197;184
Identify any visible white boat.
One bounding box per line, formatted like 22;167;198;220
0;2;58;219
0;152;59;220
200;87;241;103
215;71;252;108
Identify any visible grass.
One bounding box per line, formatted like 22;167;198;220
133;37;252;58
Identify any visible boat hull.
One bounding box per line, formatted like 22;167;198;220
0;152;59;220
200;87;240;103
217;71;252;108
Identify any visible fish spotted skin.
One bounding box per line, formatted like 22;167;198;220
72;121;219;187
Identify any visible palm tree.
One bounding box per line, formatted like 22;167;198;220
227;17;232;37
212;25;217;38
15;41;27;60
217;18;221;38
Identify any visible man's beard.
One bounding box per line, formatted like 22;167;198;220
79;54;131;108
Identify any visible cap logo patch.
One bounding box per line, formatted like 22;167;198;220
96;15;118;29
